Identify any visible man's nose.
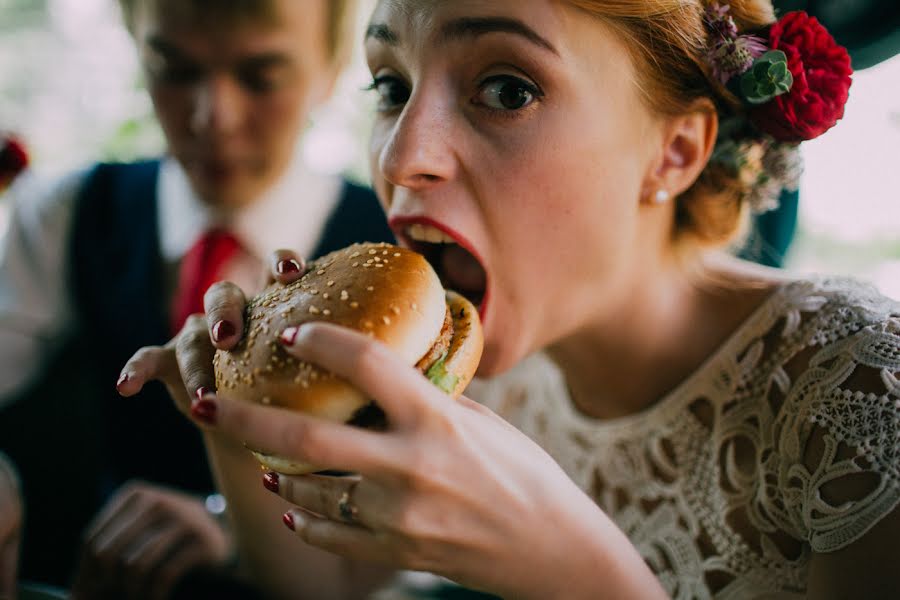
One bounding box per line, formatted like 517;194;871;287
377;89;457;190
190;75;245;137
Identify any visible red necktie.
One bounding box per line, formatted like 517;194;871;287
170;228;241;334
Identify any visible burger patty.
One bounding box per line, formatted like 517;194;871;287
346;305;455;431
415;304;454;374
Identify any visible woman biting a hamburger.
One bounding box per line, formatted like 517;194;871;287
118;1;900;598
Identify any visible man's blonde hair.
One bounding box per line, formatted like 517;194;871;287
118;0;359;68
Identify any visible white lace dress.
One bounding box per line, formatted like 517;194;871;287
464;277;900;599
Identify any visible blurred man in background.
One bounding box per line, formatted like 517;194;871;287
0;0;391;596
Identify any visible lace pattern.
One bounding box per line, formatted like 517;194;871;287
467;278;900;599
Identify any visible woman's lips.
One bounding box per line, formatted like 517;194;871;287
388;217;490;324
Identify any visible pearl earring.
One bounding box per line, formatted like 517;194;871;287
654;189;670;204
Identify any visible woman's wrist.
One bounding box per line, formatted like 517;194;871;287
520;493;666;600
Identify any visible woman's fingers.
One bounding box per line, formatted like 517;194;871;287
192;392;400;476
280;322;443;428
203;281;247;349
282;509;400;568
117;345;180;398
264;473;376;526
267;249;307;286
174;314;218;400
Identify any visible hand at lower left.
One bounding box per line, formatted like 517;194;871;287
187;322;655;599
71;481;233;600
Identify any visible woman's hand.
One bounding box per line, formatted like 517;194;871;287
186;323;663;600
0;452;22;600
71;482;233;600
116;250;308;411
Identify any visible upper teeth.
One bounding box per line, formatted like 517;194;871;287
406;224;456;244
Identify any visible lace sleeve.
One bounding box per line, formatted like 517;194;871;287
774;315;900;553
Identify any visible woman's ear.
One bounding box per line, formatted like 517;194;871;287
641;100;718;203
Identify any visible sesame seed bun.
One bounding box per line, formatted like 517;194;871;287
213;242;483;474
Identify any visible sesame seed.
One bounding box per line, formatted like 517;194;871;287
411;302;418;311
391;306;400;315
367;286;374;291
394;252;401;257
382;250;389;255
317;269;326;275
350;301;359;308
368;249;377;254
352;262;359;267
310;289;319;295
323;293;329;299
261;396;271;405
375;263;384;268
363;320;373;328
309;306;321;314
350;251;360;258
363;264;371;268
340;290;349;300
374;257;381;263
327;280;334;286
323;309;331;316
382;315;391;325
365;259;373;264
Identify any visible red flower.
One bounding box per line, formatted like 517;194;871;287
750;11;852;142
0;135;29;188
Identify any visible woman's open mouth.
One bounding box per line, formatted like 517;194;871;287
390;218;489;322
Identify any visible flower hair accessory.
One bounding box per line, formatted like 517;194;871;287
703;3;852;213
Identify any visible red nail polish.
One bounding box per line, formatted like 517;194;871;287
116;372;129;389
196;386;212;401
212;320;236;342
282;511;295;531
280;326;298;346
191;398;217;425
277;258;303;275
263;472;280;494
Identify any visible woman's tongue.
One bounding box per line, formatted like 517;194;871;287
439;244;486;302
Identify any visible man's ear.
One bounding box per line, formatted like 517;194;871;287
641;99;718;203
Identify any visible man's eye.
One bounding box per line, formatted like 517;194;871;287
476;76;540;111
368;76;410;111
151;64;204;85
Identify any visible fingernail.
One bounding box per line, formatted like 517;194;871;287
282;511;295;531
196;386;213;401
280;326;299;346
263;472;280;494
212;319;236;342
116;372;129;390
277;258;303;275
191;397;217;425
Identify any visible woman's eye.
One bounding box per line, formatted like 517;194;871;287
476;76;540;111
368;76;410;111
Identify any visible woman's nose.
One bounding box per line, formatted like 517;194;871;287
189;75;245;137
377;91;457;190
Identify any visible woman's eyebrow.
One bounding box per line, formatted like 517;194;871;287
440;17;558;56
365;17;559;57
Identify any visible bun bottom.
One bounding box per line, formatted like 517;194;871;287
251;451;320;475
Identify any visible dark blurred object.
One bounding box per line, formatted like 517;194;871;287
170;567;267;600
774;0;900;69
740;188;799;267
0;134;28;192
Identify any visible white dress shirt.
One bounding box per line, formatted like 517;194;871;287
0;155;342;404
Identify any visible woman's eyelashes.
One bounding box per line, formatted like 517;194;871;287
366;73;543;118
367;75;410;112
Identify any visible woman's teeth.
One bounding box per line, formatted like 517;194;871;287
406;224;456;244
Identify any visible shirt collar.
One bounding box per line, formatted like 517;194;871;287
158;154;342;263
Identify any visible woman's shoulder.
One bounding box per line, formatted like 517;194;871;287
760;275;900;553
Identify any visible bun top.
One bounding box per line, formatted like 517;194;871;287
213;243;447;419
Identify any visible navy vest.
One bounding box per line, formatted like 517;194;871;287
3;160;393;584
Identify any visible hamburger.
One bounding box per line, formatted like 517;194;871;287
213;242;483;474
